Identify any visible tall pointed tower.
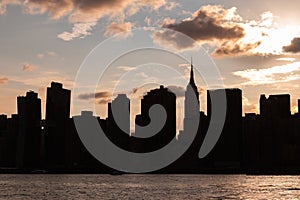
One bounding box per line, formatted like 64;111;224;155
184;59;200;119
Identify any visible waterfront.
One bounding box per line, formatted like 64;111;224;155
0;174;299;199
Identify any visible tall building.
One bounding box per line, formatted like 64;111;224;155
259;94;292;166
45;82;71;168
106;94;131;150
184;61;200;120
69;111;110;172
0;115;8;166
174;61;204;173
207;88;242;166
260;94;291;119
135;86;176;152
17;91;42;169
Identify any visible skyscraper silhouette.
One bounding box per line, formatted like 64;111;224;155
17;91;42;169
207;88;242;167
135;86;176;152
184;59;200;120
259;94;292;166
174;60;203;173
107;94;131;150
260;94;291;119
45;82;71;168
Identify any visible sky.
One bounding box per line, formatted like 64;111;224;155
1;0;300;123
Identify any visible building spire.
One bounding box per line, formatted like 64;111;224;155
190;57;195;86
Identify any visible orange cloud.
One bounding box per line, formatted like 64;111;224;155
22;63;38;72
104;22;133;37
0;77;8;84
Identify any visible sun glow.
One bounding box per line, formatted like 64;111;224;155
236;12;300;55
253;26;300;55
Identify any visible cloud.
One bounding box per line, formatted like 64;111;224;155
22;63;38;72
47;51;57;56
153;29;198;51
165;2;180;11
167;85;185;97
243;96;257;113
10;71;74;90
69;0;135;23
276;58;296;62
164;5;245;42
78;91;112;100
104;22;133;38
98;99;111;105
213;41;261;57
153;5;300;56
233;62;300;86
57;22;97;41
37;51;58;59
0;77;8;84
22;0;167;23
24;0;74;19
118;66;135;71
0;0;20;15
6;0;169;41
153;5;247;51
78;90;112;105
283;37;300;53
37;54;44;59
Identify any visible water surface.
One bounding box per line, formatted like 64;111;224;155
0;174;299;199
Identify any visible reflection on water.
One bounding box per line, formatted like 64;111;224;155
0;174;299;199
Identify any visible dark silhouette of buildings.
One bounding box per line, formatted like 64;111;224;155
206;89;242;168
134;85;176;153
68;111;110;173
242;94;300;171
106;94;131;151
260;94;291;119
173;62;205;173
1;77;300;174
17;91;42;169
45;82;71;168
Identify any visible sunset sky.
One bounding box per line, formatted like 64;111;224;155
1;0;300;121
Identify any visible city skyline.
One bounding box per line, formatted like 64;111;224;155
1;66;300;173
1;78;300;133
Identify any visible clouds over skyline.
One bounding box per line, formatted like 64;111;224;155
2;1;300;54
152;5;300;57
164;6;245;42
78;91;114;105
283;37;300;53
3;0;168;41
153;5;246;52
152;5;272;56
78;91;112;100
233;62;300;86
